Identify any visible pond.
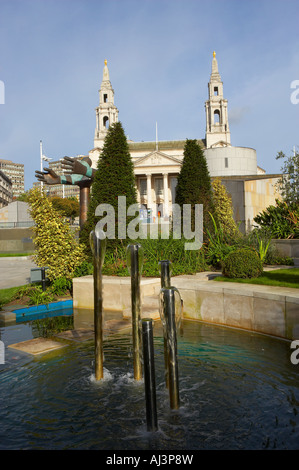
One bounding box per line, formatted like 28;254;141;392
0;312;298;450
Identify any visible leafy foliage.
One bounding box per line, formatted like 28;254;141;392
99;235;208;277
222;247;263;279
175;139;215;236
212;178;239;237
27;188;87;281
205;212;237;267
49;196;79;222
276;150;299;204
254;199;299;239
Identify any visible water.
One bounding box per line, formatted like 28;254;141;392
0;318;298;450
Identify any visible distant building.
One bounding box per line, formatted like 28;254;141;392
0;170;13;208
0;201;33;227
88;56;281;232
0;159;25;198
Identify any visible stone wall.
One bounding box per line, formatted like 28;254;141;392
0;228;35;253
73;274;299;340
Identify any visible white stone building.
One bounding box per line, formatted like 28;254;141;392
88;55;281;232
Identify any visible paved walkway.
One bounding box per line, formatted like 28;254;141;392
0;256;37;289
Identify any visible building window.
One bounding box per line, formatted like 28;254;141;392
103;93;108;103
214;110;220;124
214;87;218;96
140;179;147;196
225;157;228;168
103;116;109;129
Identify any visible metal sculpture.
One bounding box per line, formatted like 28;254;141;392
126;243;144;381
142;318;158;431
90;227;106;381
35;156;96;228
159;286;182;409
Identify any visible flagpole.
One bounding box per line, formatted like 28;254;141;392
40;140;43;193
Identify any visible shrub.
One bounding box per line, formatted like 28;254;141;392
212;178;240;238
80;121;137;258
222;247;263;279
253;200;299;239
205;212;239;267
27;188;87;281
96;235;208;277
175;139;215;236
49;277;72;296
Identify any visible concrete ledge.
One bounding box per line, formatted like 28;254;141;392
73;274;299;340
73;275;161;311
171;278;299;340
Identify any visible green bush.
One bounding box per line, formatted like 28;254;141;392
222;247;263;279
98;235;208;277
49;277;72;296
253;200;299;239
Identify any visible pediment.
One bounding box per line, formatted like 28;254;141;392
134;151;181;168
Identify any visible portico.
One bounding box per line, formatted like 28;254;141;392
133;151;181;221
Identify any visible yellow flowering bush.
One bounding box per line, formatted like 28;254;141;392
27;188;87;281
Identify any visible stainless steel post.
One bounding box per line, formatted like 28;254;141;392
159;260;171;289
90;227;106;381
159;260;171;388
127;244;143;381
142;319;158;432
163;288;180;409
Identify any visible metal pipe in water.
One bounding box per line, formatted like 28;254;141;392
162;288;180;409
90;227;106;381
159;260;171;389
159;259;171;289
142;319;158;432
127;244;144;381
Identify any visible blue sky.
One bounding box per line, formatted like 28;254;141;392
0;0;298;190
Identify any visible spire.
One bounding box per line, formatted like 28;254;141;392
94;60;119;149
211;51;221;80
205;52;231;148
103;59;110;81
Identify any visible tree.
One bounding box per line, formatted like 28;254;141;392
50;196;79;222
16;191;30;202
175;139;215;235
80;122;137;257
27;188;86;281
212;177;239;238
276;149;299;204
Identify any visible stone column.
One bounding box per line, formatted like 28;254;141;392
147;173;152;213
163;173;169;219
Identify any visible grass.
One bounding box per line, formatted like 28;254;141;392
0;253;34;257
213;268;299;289
0;285;27;309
